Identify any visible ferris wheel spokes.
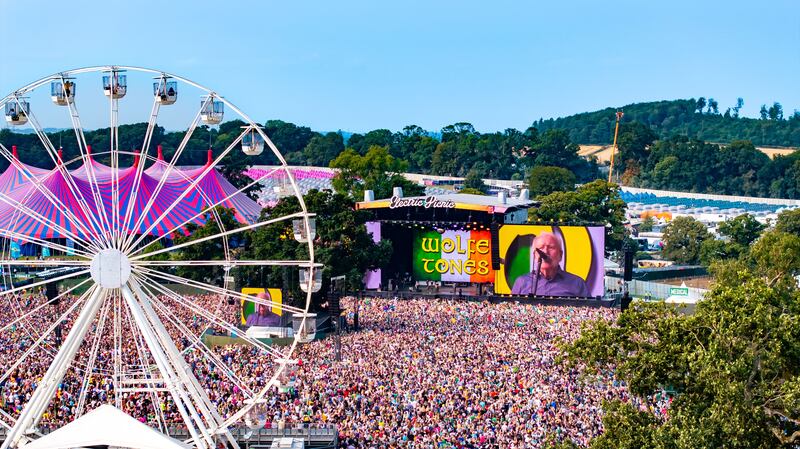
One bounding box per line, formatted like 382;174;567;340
0;277;92;335
0;269;91;299
73;293;112;418
25;91;112;249
0;228;92;259
120;93;163;251
59;74;115;247
128;211;305;262
0;144;103;254
0;285;105;449
134;273;287;361
126;165;283;259
145;292;256;398
122;126;248;254
0;287;91;387
119;291;169;433
131;266;304;317
120;282;213;449
126;277;238;449
122;96;214;251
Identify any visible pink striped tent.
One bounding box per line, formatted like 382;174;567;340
0;146;261;240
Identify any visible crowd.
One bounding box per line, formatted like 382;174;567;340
0;289;663;448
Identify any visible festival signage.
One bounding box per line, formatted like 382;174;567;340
389;195;455;209
412;229;493;283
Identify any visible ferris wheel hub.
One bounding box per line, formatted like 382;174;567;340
90;248;132;289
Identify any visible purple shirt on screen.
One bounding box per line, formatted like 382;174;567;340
245;311;281;327
511;268;589;297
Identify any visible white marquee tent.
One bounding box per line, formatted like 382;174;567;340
21;405;193;449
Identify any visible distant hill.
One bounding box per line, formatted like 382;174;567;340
533;99;800;147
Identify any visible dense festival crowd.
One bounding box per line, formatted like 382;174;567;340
0;289;657;448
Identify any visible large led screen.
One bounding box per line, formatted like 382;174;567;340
495;225;605;297
412;230;494;283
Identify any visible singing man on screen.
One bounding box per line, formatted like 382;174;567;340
245;292;281;327
511;231;589;297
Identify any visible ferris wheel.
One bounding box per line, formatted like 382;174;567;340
0;66;320;449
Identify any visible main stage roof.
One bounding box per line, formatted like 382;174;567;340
0;147;261;240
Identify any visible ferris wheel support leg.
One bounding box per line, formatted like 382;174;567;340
121;284;214;449
128;278;238;448
0;286;106;449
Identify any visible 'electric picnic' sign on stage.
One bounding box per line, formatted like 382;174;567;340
412;230;494;283
389;195;455;209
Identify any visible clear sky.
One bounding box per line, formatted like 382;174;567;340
0;0;797;133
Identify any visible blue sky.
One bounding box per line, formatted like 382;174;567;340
0;0;797;134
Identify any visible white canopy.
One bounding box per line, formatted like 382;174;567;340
21;405;193;449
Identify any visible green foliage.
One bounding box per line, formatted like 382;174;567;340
173;207;241;283
533;98;800;147
698;238;744;266
241;190;392;304
528;166;576;197
562;257;800;448
776;209;800;237
748;230;800;288
718;214;765;247
528;180;627;250
463;169;487;193
661;216;711;264
301;132;345;166
458;187;486;195
330;146;424;200
639;216;655;232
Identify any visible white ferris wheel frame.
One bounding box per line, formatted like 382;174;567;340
0;66;318;449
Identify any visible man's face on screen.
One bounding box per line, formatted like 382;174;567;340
535;234;562;270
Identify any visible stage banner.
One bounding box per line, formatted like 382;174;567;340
412;229;493;283
495;225;605;297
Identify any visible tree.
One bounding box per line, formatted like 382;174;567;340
760;104;769;120
302;132;344;166
528;180;627;250
661;216;710;263
707;98;719;114
462;169;488;193
768;102;784;121
562;263;800;448
639;216;655;232
696;97;707;113
775;208;800;237
698;238;744;266
616;121;658;164
173;207;241;283
717;213;765;247
527;166;576;197
329;145;423;200
749;230;800;288
732;97;744;118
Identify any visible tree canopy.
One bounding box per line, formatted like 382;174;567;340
528;180;626;250
562;229;800;448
